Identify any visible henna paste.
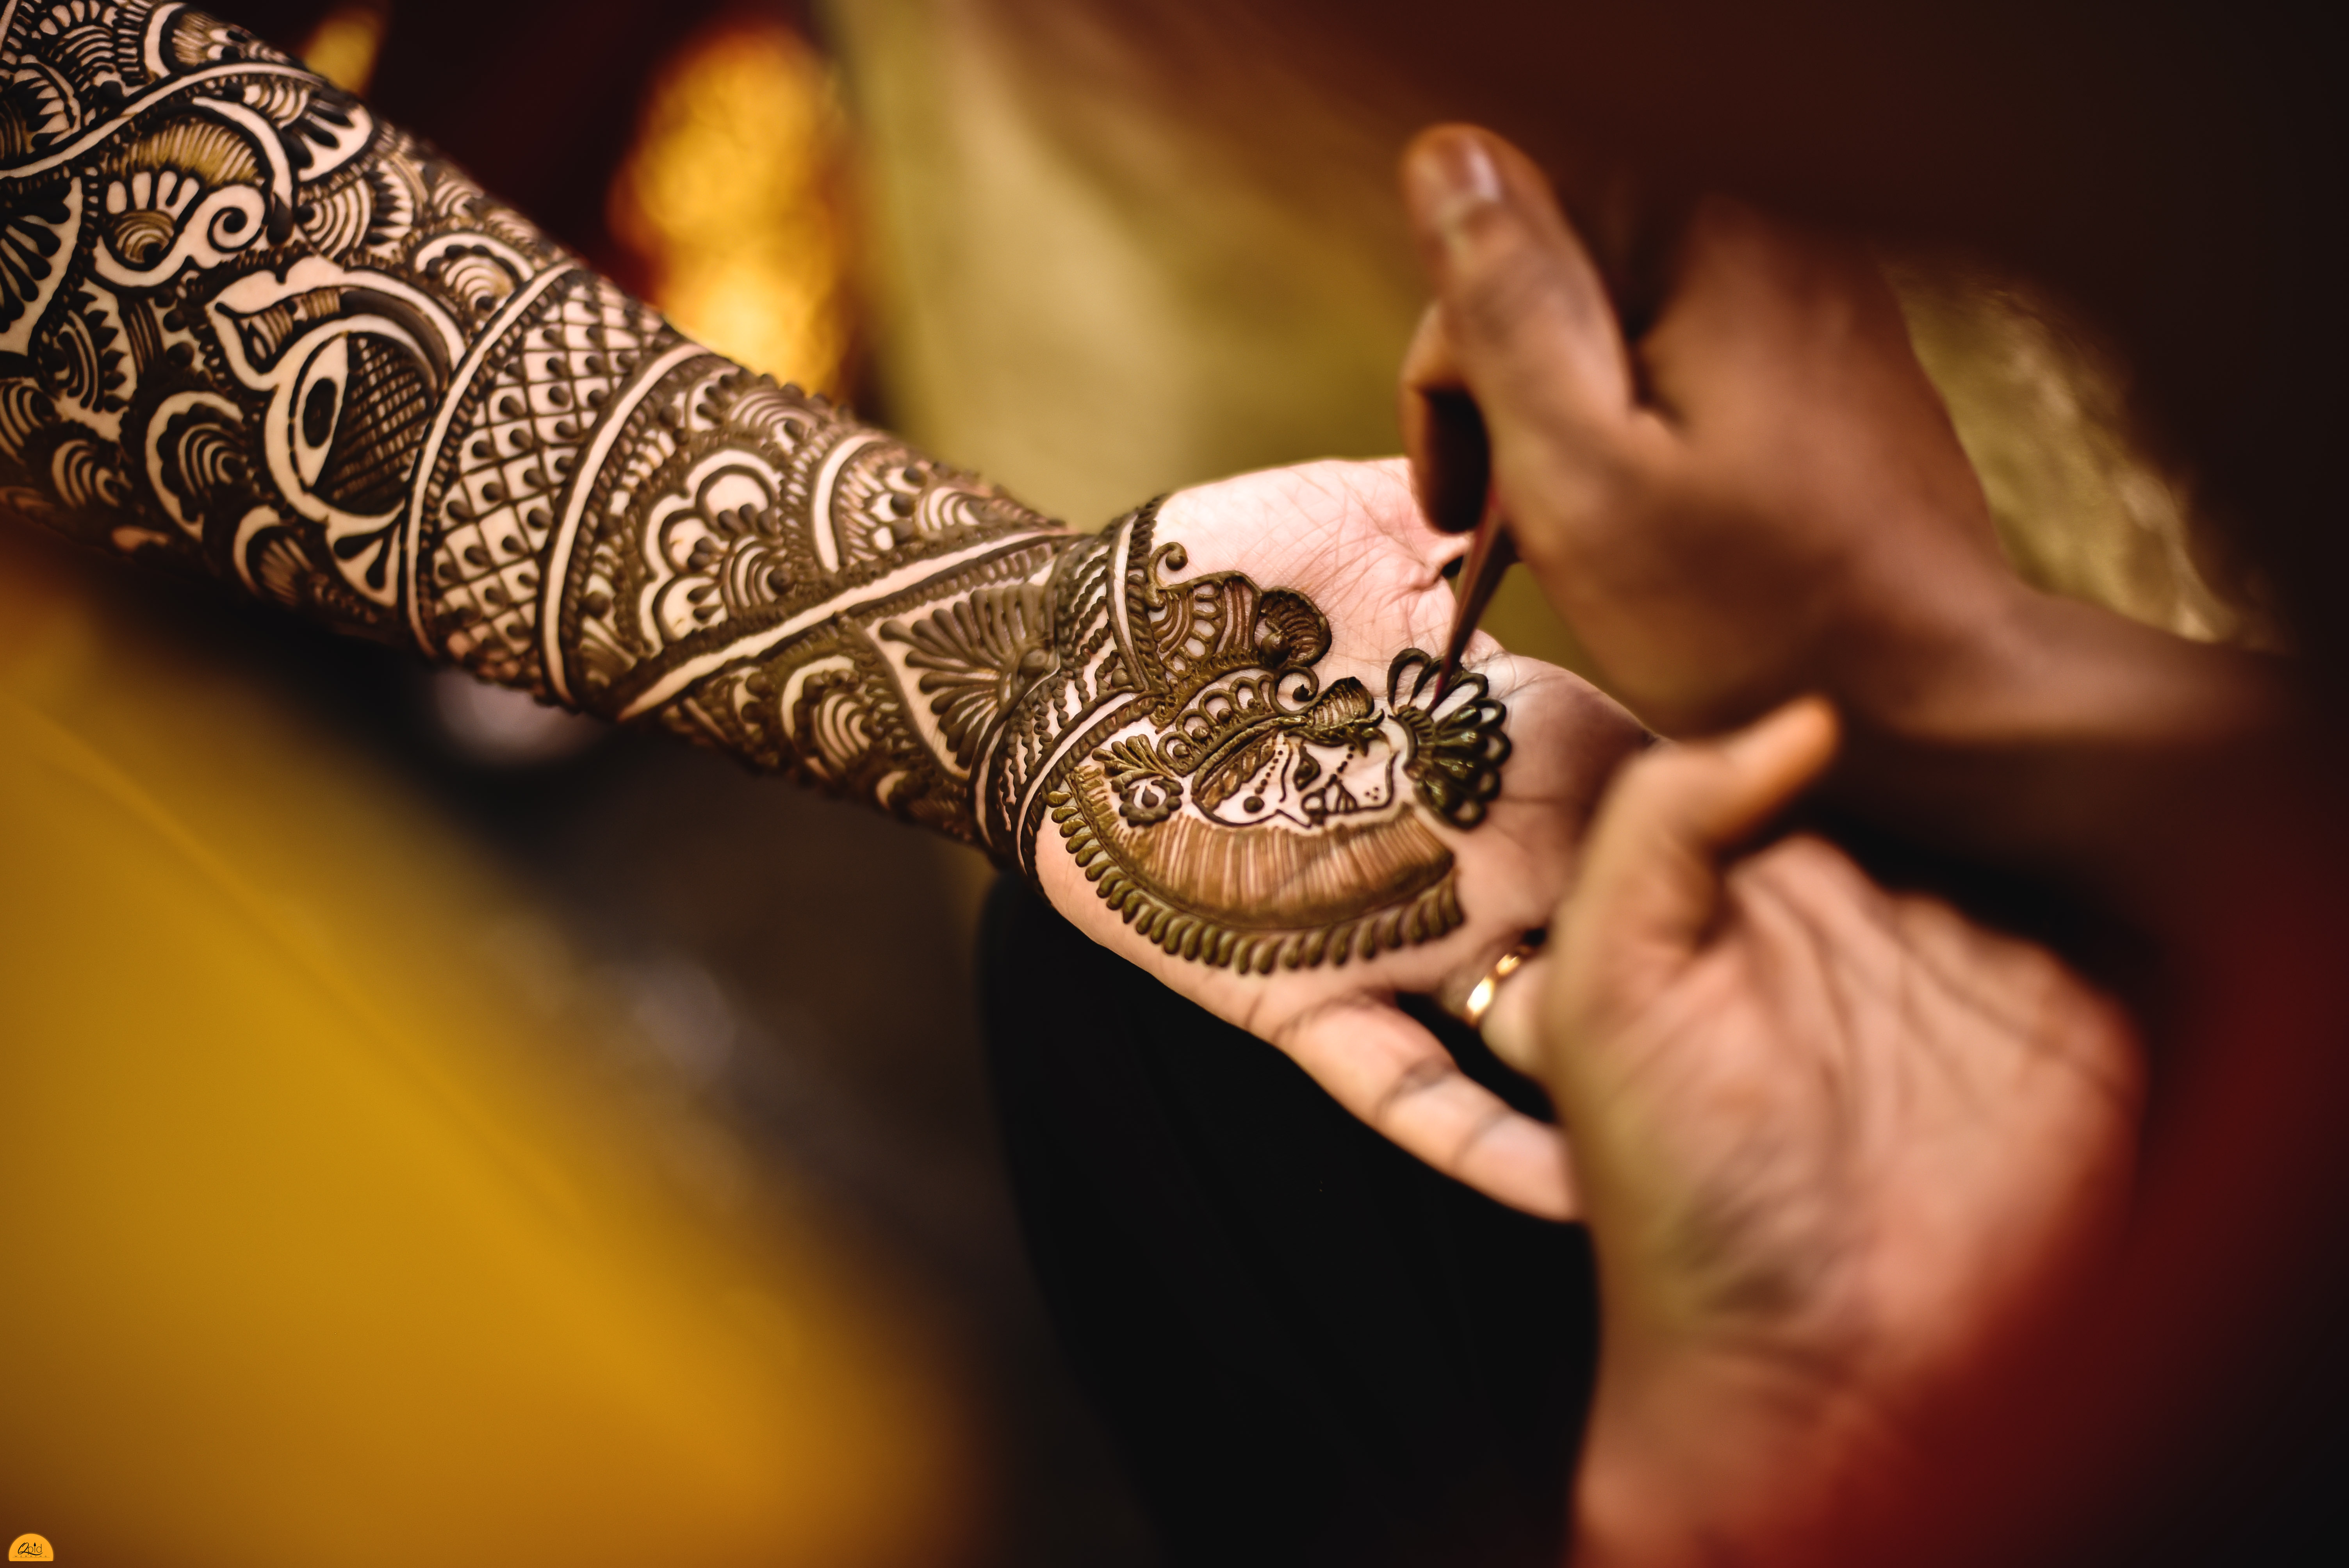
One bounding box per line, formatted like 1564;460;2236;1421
0;4;1508;968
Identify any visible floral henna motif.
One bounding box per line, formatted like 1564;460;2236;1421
0;5;1510;963
975;502;1513;971
881;581;1053;768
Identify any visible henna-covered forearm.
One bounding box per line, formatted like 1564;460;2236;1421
0;5;1511;971
0;2;1073;840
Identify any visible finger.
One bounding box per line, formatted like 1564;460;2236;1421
1276;997;1577;1221
1398;303;1493;536
1400;125;1638;443
1566;696;1841;973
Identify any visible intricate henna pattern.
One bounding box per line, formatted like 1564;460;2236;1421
0;4;1510;965
981;502;1512;970
0;0;1068;837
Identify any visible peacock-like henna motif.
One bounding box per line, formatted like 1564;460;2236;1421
977;501;1511;970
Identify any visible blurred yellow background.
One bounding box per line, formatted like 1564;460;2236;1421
0;522;978;1564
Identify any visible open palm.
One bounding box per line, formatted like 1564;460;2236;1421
1027;458;1645;1217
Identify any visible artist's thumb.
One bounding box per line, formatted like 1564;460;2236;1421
1400;125;1638;446
1560;697;1841;992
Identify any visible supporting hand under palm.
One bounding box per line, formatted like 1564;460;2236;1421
1484;702;2144;1562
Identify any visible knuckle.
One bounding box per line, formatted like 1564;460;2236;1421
1375;1055;1460;1126
1448;1104;1514;1170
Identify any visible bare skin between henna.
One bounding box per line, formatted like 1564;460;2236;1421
0;4;1510;971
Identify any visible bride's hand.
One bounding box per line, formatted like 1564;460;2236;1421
1000;457;1645;1217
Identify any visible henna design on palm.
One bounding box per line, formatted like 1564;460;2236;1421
977;501;1511;969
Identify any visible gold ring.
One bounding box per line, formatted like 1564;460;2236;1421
1463;935;1543;1030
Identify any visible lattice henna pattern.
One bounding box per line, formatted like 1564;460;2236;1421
0;0;1069;839
0;3;1510;966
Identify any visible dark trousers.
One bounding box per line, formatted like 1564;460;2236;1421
979;876;1598;1567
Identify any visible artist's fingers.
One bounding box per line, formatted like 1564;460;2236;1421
1401;126;1640;458
1563;697;1841;986
1276;998;1577;1221
1399;304;1493;536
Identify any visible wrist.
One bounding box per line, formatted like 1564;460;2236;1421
1845;567;2283;755
1815;561;2300;902
1574;1343;1915;1568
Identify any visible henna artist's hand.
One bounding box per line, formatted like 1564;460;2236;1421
1483;699;2144;1562
1398;126;2019;741
999;458;1646;1219
1394;121;2284;914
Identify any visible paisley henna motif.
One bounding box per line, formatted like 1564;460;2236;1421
0;4;1510;968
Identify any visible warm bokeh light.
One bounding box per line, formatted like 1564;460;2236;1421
609;16;859;398
0;526;978;1564
299;0;390;95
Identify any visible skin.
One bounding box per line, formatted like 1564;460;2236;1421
1397;122;2349;1563
1484;700;2141;1564
0;11;1644;1218
1056;459;1643;1217
1397;127;2279;763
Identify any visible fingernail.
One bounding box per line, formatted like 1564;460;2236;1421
1413;131;1504;237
